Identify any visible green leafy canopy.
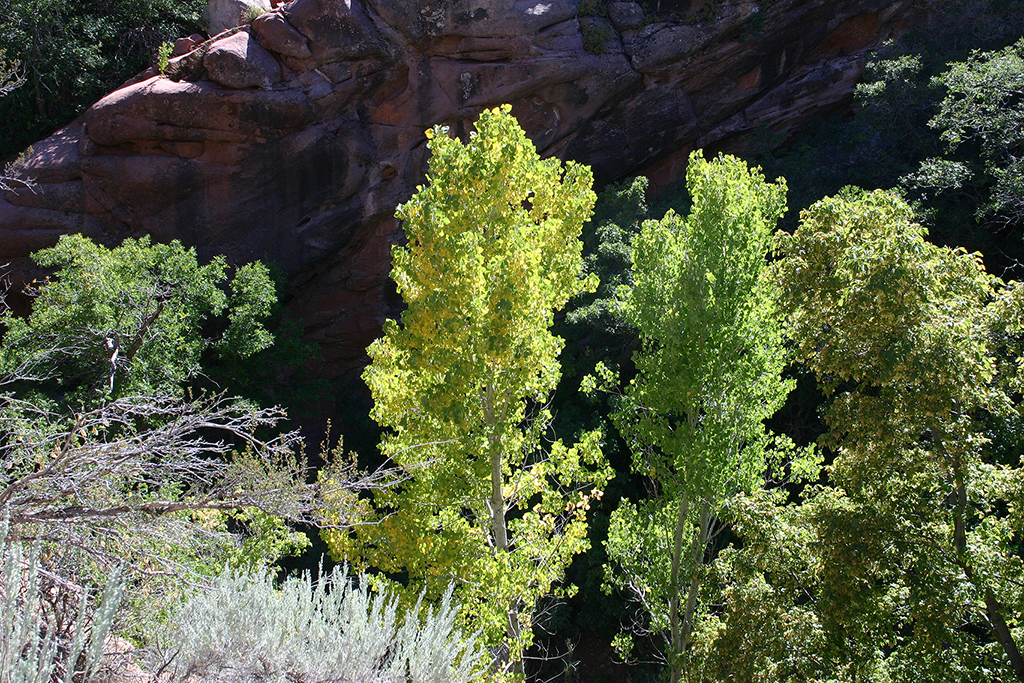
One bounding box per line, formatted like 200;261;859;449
1;233;275;403
605;152;817;682
323;106;610;672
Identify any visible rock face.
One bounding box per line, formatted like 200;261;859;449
204;0;272;35
203;31;284;89
0;0;919;378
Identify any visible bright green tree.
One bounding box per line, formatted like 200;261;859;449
603;152;811;683
322;106;610;675
1;233;274;402
764;187;1024;681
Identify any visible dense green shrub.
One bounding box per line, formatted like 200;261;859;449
913;37;1024;228
0;234;326;646
0;0;205;160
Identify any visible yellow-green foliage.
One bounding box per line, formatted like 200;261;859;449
156;40;172;73
322;106;610;672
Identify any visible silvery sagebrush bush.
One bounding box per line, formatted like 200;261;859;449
0;517;123;683
152;564;488;683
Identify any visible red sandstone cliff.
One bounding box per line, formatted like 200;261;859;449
0;0;918;376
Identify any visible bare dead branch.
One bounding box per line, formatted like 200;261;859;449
0;159;35;195
0;391;405;579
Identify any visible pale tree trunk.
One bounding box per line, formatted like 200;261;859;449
669;491;690;683
669;496;711;683
111;296;166;394
681;501;711;660
484;383;524;677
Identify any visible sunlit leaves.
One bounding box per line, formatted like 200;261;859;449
324;106;609;663
765;187;1024;680
0;234;275;401
605;152;803;681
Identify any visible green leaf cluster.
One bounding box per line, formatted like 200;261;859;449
916;37;1024;226
0;233;303;640
322;106;611;670
757;0;1024;265
1;233;274;403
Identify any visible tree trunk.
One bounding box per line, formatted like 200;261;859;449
942;428;1024;682
679;499;711;683
669;491;690;683
124;297;166;364
668;493;713;683
984;593;1024;681
485;383;524;677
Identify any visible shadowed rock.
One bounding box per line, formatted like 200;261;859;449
0;0;920;378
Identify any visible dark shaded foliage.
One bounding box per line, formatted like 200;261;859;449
0;0;205;160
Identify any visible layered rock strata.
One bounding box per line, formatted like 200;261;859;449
0;0;917;376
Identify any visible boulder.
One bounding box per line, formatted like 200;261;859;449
282;0;388;60
252;10;313;58
608;2;645;31
173;36;200;57
83;77;311;146
204;31;283;89
204;0;271;34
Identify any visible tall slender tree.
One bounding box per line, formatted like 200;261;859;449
322;106;609;676
604;152;803;683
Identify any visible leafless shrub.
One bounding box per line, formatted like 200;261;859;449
0;391;398;580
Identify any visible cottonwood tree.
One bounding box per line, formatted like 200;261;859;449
322;106;610;676
765;187;1024;681
603;152;813;683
